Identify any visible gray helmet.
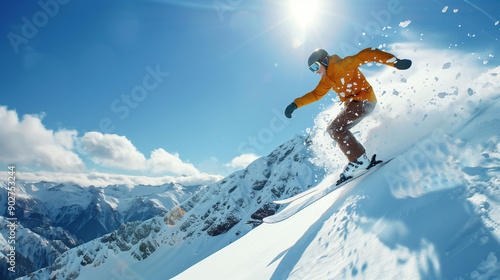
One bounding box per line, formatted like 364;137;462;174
308;49;329;68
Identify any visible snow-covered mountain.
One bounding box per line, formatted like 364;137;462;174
0;181;201;279
0;216;70;280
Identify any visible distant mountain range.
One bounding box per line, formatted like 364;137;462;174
0;180;202;279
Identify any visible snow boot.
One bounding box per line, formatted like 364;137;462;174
336;153;371;185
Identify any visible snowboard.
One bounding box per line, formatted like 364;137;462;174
263;156;393;224
273;154;383;205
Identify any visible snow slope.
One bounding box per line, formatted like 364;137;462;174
174;64;500;279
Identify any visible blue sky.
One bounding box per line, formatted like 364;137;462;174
0;0;499;185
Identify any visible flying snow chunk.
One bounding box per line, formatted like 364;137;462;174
442;6;448;13
470;252;499;279
442;62;451;69
386;57;397;63
399;20;411;28
496;21;499;26
453;9;459;13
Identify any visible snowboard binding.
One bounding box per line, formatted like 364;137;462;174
367;154;383;169
335;154;382;186
336;174;352;186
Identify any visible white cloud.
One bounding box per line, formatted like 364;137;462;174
148;148;200;175
0;117;223;186
80;131;203;176
225;153;260;169
80;132;147;171
55;130;78;150
0;108;211;177
0;170;224;188
0;106;85;172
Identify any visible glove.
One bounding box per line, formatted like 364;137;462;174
394;59;412;70
284;103;297;118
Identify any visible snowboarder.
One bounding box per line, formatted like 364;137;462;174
284;48;412;184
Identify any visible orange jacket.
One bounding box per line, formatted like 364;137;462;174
293;48;397;108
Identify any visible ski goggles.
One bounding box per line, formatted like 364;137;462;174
308;61;321;73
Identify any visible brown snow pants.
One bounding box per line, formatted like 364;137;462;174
327;100;376;162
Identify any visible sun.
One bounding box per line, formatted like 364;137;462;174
288;0;320;30
285;0;321;48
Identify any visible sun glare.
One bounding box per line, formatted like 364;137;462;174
288;0;320;30
286;0;321;48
